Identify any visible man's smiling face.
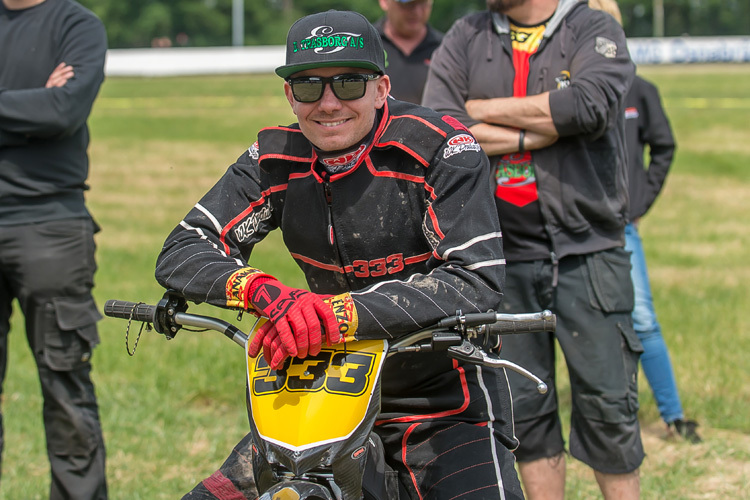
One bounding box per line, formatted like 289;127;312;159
284;66;390;152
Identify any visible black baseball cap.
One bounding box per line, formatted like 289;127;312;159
275;10;386;79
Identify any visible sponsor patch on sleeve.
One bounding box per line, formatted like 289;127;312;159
595;36;618;58
443;133;482;159
248;141;260;160
234;204;272;243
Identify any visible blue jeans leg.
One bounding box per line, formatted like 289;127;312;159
625;223;684;424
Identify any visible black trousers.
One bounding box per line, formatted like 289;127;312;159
376;419;523;500
0;219;107;499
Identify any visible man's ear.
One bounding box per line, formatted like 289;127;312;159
375;74;391;109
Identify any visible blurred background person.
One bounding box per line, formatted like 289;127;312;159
590;0;701;444
375;0;443;104
0;0;108;498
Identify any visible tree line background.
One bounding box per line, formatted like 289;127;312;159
77;0;749;49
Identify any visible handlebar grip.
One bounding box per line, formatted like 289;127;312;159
488;315;557;335
104;300;157;323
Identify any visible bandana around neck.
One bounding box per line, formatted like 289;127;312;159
315;119;377;175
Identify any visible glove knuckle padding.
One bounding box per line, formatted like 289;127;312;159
246;281;351;363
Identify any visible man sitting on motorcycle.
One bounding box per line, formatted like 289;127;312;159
155;9;523;500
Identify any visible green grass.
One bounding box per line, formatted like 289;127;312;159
2;66;749;499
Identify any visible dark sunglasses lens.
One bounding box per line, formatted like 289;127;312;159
331;76;367;100
292;80;324;102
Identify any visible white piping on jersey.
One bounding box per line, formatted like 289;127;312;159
466;258;506;270
369;289;422;329
161;248;224;283
206;268;240;301
178;220;244;266
178;221;223;254
352;269;476;310
441;231;503;260
352;269;484;337
195;202;223;234
183;262;231;300
352;300;391;338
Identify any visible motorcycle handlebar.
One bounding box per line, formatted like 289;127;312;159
104;300;158;324
104;294;557;349
104;296;248;346
435;310;556;336
488;311;556;335
104;294;554;393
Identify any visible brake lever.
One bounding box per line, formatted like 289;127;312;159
447;340;548;394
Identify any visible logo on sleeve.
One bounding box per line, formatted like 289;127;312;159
555;70;571;90
443;134;481;159
234;205;272;242
248;141;259;160
595;37;618;58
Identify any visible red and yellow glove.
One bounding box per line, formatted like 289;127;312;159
227;268;358;369
249;292;359;369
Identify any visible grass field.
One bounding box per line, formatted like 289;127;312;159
2;64;749;499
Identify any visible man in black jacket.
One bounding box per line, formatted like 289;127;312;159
0;0;108;498
423;0;641;498
157;10;523;500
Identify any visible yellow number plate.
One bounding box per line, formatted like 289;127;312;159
247;340;387;451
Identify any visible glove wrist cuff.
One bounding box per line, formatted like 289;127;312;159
323;293;359;343
225;267;275;310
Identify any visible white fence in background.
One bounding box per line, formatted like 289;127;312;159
628;36;750;65
104;45;286;77
104;36;750;77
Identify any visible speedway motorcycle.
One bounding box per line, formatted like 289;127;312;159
104;291;555;500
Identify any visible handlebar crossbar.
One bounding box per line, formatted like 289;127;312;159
104;293;555;393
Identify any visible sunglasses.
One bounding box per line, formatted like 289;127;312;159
287;73;381;103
